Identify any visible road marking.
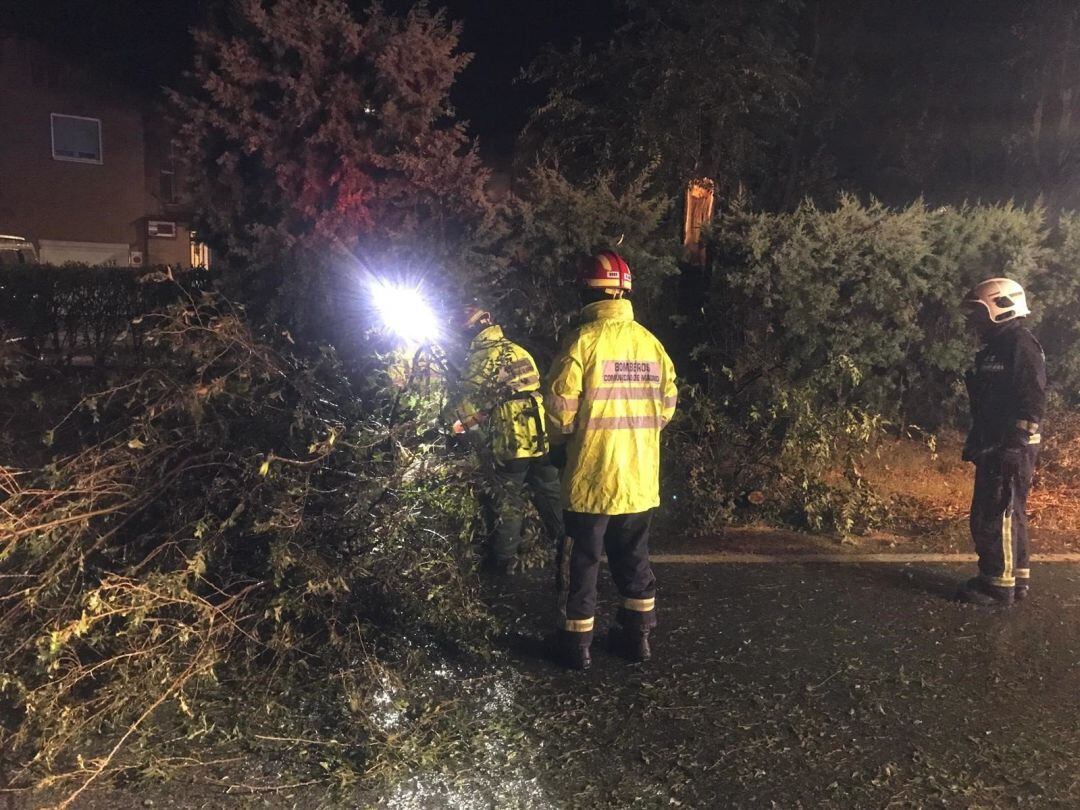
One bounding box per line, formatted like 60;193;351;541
650;552;1080;564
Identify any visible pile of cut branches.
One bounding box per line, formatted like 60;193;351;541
0;293;491;805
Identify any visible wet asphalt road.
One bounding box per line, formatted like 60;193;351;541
23;563;1080;810
486;562;1080;809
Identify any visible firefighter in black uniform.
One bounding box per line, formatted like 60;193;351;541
959;278;1046;606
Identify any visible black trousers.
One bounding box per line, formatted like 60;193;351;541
557;510;657;645
970;446;1038;589
484;455;564;564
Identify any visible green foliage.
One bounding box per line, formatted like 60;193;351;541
672;195;1080;537
1031;211;1080;400
0;295;493;798
501;165;678;356
523;0;807;200
708;195;1060;427
672;369;890;540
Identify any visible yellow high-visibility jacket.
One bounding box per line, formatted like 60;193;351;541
387;344;445;392
545;298;677;514
386;343;447;420
452;325;548;463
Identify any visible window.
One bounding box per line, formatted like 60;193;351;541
190;232;211;269
148;220;177;238
51;114;102;163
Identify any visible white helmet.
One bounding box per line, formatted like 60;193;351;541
963;277;1030;323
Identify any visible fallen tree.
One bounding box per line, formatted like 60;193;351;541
0;294;493;804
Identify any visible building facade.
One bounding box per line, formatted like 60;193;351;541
0;37;206;268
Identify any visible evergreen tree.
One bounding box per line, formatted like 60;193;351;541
169;0;501;329
521;0;808;204
503;166;677;353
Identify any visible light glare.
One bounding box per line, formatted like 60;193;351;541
370;280;440;344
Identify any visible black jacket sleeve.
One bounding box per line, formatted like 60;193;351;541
1004;331;1046;450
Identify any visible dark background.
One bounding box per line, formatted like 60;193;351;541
10;0;1077;207
6;0;619;164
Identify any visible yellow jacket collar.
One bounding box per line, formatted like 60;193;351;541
581;298;634;323
471;324;504;348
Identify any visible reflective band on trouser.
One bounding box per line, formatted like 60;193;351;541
564;617;594;633
1016;568;1031;579
623;597;655;612
992;509;1016;588
584;415;666;430
1016;420;1039;434
1027;434;1041;445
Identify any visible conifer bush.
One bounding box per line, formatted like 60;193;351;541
676;196;1080;536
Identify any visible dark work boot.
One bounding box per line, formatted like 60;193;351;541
564;644;591;671
555;631;592;671
610;625;652;663
630;632;651;663
956;577;1014;607
1015;582;1029;602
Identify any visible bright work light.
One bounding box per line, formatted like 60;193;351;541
369;279;441;344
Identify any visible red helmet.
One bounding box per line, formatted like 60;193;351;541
581;251;632;293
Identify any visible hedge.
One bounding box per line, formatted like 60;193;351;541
706;197;1080;429
0;265;219;364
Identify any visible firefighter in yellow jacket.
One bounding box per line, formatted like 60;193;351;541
450;306;564;574
545;251;677;670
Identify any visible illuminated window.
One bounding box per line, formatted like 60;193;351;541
51;114;103;163
189;232;211;269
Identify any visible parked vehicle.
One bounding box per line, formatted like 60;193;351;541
0;235;39;266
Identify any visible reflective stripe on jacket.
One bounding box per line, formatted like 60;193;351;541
454;325;548;462
545;298;677;514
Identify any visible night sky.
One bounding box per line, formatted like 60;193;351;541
10;0;1073;207
8;0;619;165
